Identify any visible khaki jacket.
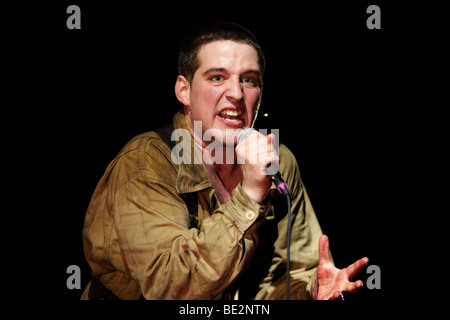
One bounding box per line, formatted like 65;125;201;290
82;112;323;300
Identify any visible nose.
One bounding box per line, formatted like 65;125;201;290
226;77;244;102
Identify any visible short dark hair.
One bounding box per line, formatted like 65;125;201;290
178;22;266;85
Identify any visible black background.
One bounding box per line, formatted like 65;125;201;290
4;0;449;311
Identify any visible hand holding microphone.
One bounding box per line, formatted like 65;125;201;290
235;128;289;204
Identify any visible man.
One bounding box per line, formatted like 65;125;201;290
81;22;368;300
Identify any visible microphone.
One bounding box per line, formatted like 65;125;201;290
237;128;289;196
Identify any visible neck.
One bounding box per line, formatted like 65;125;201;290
212;161;239;175
207;145;242;187
205;162;242;203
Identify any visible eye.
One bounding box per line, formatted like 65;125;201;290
241;77;258;87
210;75;224;82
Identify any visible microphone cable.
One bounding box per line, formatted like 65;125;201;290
285;192;292;300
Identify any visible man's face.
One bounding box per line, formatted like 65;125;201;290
182;40;262;145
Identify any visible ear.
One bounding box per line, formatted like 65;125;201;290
175;75;190;108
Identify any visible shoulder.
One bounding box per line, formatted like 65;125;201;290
278;144;304;193
117;131;171;157
279;144;297;173
111;130;178;187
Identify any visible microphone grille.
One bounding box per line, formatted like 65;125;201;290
237;128;256;144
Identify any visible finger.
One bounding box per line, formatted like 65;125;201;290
256;136;279;169
260;152;279;167
332;291;342;300
345;257;369;280
257;134;276;153
266;133;276;144
318;235;332;265
344;280;364;293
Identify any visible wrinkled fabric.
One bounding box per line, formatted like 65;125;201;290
82;111;323;300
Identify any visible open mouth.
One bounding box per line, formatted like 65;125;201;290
218;110;242;123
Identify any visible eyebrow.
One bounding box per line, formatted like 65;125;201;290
201;67;261;77
201;68;227;77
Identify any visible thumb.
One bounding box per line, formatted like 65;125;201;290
318;235;332;266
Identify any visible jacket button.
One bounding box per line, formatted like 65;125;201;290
245;211;255;220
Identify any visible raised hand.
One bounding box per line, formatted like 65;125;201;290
316;235;369;300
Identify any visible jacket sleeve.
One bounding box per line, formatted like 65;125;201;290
112;150;268;299
254;145;323;300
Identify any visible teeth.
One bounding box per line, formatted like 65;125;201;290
221;110;241;116
223;117;239;122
